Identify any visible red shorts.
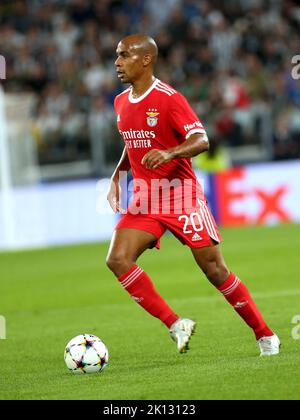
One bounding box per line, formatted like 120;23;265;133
115;199;222;249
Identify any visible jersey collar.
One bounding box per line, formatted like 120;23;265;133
128;78;159;103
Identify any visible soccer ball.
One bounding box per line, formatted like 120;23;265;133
64;333;109;374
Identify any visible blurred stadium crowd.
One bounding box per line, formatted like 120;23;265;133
1;0;300;174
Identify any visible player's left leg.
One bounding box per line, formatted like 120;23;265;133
191;243;280;355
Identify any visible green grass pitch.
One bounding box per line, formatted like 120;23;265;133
0;224;300;400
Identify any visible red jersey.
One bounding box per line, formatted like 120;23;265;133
114;79;207;213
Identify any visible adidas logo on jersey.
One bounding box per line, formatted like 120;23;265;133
192;232;202;241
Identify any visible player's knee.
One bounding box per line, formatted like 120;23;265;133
106;252;134;276
204;263;229;286
106;253;122;272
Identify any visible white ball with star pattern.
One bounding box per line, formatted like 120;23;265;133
64;334;109;374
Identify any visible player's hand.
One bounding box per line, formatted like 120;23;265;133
141;149;173;169
107;180;125;214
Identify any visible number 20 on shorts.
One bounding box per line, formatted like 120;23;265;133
178;212;203;234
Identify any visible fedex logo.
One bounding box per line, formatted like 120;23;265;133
215;166;293;226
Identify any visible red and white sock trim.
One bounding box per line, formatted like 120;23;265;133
221;276;241;296
119;266;143;289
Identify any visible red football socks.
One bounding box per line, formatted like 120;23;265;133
118;266;272;339
217;272;273;340
118;265;179;328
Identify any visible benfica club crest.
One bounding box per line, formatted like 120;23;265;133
146;109;159;127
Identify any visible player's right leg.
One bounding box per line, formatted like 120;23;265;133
106;227;182;342
106;227;157;277
106;225;195;353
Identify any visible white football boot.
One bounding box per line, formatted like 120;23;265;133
257;334;281;356
169;318;196;353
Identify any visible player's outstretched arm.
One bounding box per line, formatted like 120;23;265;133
107;147;131;213
141;133;209;169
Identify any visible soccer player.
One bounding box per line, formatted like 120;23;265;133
106;34;280;356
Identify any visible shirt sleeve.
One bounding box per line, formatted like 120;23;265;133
169;92;206;140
